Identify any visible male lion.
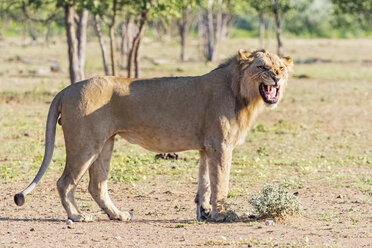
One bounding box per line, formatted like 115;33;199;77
15;49;293;222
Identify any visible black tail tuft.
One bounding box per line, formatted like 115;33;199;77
14;193;25;206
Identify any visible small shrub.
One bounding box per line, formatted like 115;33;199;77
256;146;269;157
248;184;301;219
251;124;267;133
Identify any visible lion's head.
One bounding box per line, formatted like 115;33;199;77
235;49;293;108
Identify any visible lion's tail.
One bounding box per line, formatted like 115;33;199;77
14;90;63;206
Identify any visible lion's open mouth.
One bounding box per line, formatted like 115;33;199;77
259;83;280;104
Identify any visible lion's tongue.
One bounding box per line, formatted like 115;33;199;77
265;85;276;100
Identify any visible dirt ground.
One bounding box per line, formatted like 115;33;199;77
1;176;371;247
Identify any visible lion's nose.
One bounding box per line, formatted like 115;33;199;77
271;76;278;85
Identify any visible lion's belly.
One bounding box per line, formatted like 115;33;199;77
118;130;203;153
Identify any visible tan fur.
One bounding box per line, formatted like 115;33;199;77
15;49;292;222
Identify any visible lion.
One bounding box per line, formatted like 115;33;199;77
14;49;293;222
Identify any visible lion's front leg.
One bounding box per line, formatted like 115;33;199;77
195;150;211;221
206;146;233;222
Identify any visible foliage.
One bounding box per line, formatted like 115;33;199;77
248;184;301;219
1;0;372;39
332;0;372;24
332;0;372;32
271;0;296;16
249;0;271;13
284;0;332;38
283;0;371;38
250;0;296;16
0;0;64;39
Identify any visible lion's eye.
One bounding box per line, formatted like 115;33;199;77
258;65;269;70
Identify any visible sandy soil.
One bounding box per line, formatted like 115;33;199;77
1;175;371;247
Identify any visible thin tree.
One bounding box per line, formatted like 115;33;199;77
270;0;293;56
205;0;215;61
59;0;90;83
120;16;136;69
215;0;223;43
76;7;88;80
127;0;152;78
177;6;190;61
64;2;80;83
197;10;206;56
123;0;180;77
250;0;271;49
90;0;122;76
108;0;118;76
202;0;225;62
266;17;273;49
258;10;265;48
271;0;282;56
93;14;109;75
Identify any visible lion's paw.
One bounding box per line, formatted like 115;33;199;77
210;210;238;223
68;213;93;222
196;204;211;221
109;211;133;221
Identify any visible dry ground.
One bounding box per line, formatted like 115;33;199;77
0;37;371;247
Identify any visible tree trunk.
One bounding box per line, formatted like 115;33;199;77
120;21;127;69
28;23;38;41
212;0;223;61
120;17;136;69
151;21;161;40
44;22;52;45
266;18;273;49
197;10;206;55
178;8;189;61
220;1;232;40
127;1;149;79
109;25;117;76
134;38;141;78
164;21;172;42
76;8;88;80
109;0;118;76
220;13;230;40
259;10;265;49
93;14;109;75
272;0;283;56
206;0;215;62
64;3;80;84
127;16;146;78
215;0;223;43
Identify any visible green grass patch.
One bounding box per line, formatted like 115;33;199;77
0;90;55;103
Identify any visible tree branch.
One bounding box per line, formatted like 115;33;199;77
21;0;58;24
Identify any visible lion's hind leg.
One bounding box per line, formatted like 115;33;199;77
88;137;132;221
57;150;98;222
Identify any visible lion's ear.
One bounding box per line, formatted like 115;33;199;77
281;56;293;69
238;49;252;62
